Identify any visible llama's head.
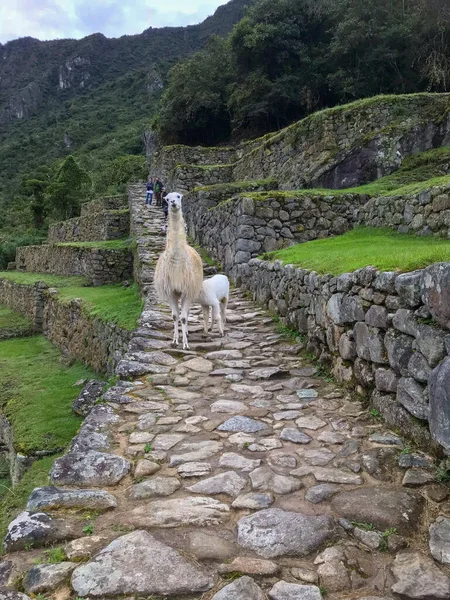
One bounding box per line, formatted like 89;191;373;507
166;192;183;213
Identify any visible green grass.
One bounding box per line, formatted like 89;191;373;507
0;306;31;331
0;271;89;287
194;177;278;193
56;239;130;250
264;227;450;275
0;455;55;548
0;336;96;454
58;282;143;330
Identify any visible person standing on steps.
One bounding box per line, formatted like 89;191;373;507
145;177;154;205
154;177;163;207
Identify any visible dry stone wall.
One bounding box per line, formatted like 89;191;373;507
0;278;39;324
16;244;133;286
48;210;130;243
235;257;450;453
80;194;127;216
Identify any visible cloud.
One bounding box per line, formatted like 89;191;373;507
0;0;229;44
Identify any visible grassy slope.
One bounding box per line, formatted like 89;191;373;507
266;227;450;275
0;306;30;330
0;271;89;287
56;239;130;249
0;336;95;454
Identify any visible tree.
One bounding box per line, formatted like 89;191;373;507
46;155;91;221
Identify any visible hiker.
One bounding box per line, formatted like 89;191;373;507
154;177;163;206
145;177;154;205
162;192;168;220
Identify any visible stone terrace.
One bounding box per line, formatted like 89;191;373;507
3;188;450;600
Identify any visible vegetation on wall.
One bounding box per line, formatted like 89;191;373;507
156;0;450;143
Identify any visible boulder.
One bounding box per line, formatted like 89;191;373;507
72;380;104;416
50;451;130;487
211;576;265;600
26;486;117;512
391;550;450;599
4;511;79;552
429;516;450;564
23;562;76;594
269;581;323;599
428;358;450;453
422;262;450;328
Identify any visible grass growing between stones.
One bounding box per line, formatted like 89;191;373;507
0;455;55;548
56;239;130;250
0;271;89;287
264;227;450;275
57;282;143;330
0;336;95;455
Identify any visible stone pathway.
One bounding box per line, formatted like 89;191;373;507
2;189;450;600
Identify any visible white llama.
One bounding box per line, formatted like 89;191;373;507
196;274;229;336
154;192;203;350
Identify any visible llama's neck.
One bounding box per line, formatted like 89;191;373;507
166;210;187;254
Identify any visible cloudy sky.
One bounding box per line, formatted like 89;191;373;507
0;0;229;44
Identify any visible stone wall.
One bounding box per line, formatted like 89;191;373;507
16;244;133;286
184;191;370;276
81;194;127;216
0;278;38;323
167;164;234;193
234;257;450;453
48;210;130;242
150;94;450;193
359;183;450;237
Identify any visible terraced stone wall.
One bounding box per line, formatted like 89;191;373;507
360;183;450;237
48;210;130;243
184;192;369;274
167;164;234;193
236;257;450;454
16;245;133;286
0;278;40;324
81;194;127;216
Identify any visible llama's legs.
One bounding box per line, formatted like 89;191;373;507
220;297;228;329
201;306;210;336
169;296;180;347
180;298;191;350
211;301;222;336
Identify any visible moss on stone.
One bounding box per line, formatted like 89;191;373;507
194;177;278;193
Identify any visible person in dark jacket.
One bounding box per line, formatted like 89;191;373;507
162;189;168;220
154;177;163;206
145;177;154;205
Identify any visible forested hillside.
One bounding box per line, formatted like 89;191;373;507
0;0;253;267
157;0;450;144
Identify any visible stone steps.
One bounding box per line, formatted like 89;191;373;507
2;185;450;600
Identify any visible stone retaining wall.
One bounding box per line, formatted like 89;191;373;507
16;244;133;286
0;278;39;323
184;192;370;275
48;210;130;242
81;194;127;216
234;257;450;453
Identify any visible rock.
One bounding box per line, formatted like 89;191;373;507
0;593;31;600
153;433;185;450
429;517;450;564
23;562;76;593
398;452;434;469
305;484;339;504
249;438;283;451
316;556;351;593
186;471;247;497
429;358;450;453
250;467;303;494
219;557;279;576
425;485;449;503
249;367;285;380
4;511;79;552
268;453;297;469
304;448;335;466
402;469;434;487
72;380;104;416
134;459;160;477
212;576;265;600
26;486;117;512
237;508;336;558
71;530;213;596
50;451;130;487
297;389;319;399
295;416;327;430
211;400;248;414
136;413;158;430
280;428;312;444
269;580;323;599
219;452;261;472
291;567;319;584
421;263;450;328
130;476;181;499
178;462;212;478
369;433;402;445
232;492;274;509
188;531;236;560
327;294;365;325
129;431;154;444
317;431;346;444
365;305;389;329
312;467;363;485
331;487;424;534
116;360;167;378
127;496;229;528
65;536;109;561
217;416;268;433
395;270;422;307
396;377;428;421
408;352;431;383
183;357;214;372
391;550;450;599
353;527;382;550
274;410;301;420
169;440;223;466
384;330;414;376
375;368;399;393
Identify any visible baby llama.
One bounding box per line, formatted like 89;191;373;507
154;192;203;349
196;274;230;336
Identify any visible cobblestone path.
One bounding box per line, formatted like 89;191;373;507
2;190;450;600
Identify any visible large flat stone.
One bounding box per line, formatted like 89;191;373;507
130;477;181;499
232;492;274;509
237;508;336;558
311;467;363;485
429;357;450;453
429;516;450;564
217;416;268;433
211;576;265;600
250;467;303;495
23;562;77;594
71;530;213;596
219;452;261;472
269;580;323;600
186;471;247;497
211;400;248;414
169;441;223;466
331;487;425;534
26;487;117;512
50;451;130;487
127;496;230;528
280;428;312;444
4;511;79;552
391;550;450;599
